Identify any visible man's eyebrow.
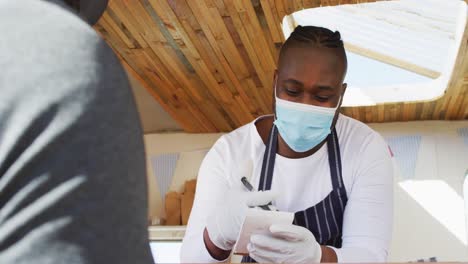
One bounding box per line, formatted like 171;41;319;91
282;79;336;91
283;79;304;87
318;85;335;91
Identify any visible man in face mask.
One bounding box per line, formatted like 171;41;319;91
0;1;153;263
181;25;393;263
268;25;347;157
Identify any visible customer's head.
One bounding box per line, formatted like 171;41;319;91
63;0;109;25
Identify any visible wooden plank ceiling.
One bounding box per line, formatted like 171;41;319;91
95;0;468;133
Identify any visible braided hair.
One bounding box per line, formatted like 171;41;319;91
279;25;347;66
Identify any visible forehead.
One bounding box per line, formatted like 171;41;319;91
278;46;347;86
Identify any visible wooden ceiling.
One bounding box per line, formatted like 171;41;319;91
95;0;468;133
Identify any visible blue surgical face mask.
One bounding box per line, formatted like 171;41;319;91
273;84;341;153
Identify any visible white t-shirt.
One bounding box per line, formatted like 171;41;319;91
181;114;393;263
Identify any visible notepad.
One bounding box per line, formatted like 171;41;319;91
233;208;294;255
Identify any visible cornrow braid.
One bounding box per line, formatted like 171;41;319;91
287;25;344;48
278;25;347;69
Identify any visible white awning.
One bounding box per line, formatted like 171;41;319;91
283;0;467;106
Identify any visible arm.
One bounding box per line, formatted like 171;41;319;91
331;133;394;262
180;138;232;262
203;228;232;260
321;246;338;262
180;139;276;262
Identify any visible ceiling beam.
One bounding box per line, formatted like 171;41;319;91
344;42;441;79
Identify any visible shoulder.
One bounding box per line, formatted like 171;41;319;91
206;116;268;168
336;114;389;154
1;0;114;67
211;118;258;155
336;114;380;139
1;1;98;39
1;0;128;99
199;118;262;186
336;115;393;190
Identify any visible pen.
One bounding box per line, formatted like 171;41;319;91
241;177;271;211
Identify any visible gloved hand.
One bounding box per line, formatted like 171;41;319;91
206;189;278;251
247;224;322;263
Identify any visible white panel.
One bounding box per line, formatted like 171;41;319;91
285;0;467;105
291;0;464;73
457;127;468;147
385;135;422;180
151;153;180;202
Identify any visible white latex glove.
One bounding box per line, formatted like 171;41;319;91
206;189;278;251
247;224;322;263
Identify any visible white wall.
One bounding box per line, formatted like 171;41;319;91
126;70;181;133
368;121;468;262
144;120;468;261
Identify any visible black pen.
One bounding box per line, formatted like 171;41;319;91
241;177;271;211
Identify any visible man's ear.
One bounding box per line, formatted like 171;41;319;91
331;83;347;128
272;70;278;114
338;83;347;107
273;70;279;94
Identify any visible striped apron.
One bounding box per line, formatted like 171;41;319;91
242;125;348;262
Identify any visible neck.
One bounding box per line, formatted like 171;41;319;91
277;133;327;159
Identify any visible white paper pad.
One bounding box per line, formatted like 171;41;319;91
233;209;294;255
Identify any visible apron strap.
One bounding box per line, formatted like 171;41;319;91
258;126;344;192
257;125;278;191
327;129;345;190
245;126;347;263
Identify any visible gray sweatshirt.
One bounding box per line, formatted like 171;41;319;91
0;0;153;263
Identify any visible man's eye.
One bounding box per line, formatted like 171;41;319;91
285;88;300;96
315;96;330;102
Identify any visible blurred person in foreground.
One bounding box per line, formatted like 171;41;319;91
0;0;153;263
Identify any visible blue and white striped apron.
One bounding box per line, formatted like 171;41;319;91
242;125;348;262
